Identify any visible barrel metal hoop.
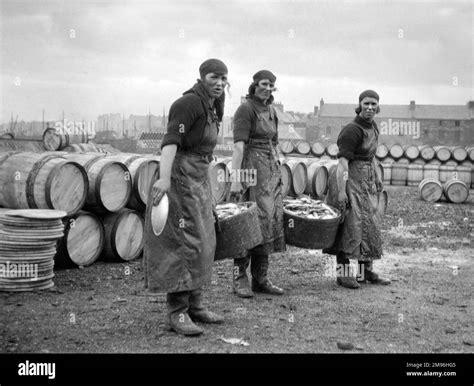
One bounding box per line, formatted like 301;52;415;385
25;154;59;209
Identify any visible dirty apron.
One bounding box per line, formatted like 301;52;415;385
144;115;218;293
241;107;286;256
324;122;383;261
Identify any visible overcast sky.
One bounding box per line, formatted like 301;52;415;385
0;0;472;122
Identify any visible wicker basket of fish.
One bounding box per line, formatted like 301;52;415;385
283;196;341;249
214;202;263;261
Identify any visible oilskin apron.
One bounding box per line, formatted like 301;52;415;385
325;121;382;261
241;105;286;255
144;114;218;292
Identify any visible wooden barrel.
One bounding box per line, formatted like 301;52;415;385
42;127;66;151
412;158;426;166
418;178;443;202
450;147;467;162
208;160;230;205
461;161;474;189
404;144;420;161
418;145;435;161
280;163;292;197
55;211;104;268
381;156;395;165
305;161;328;198
389;144;404;160
381;161;392;184
434;146;451;162
325;143;339;158
439;164;456;183
0;152;88;215
62;153;132;212
107;154;160;210
407;164;423;187
376;144;389;159
101;209;144;261
443;179;469;204
466;147;474;162
311;142;325;157
455;165;472;187
285;159;307;197
320;155;331;161
42;127;89;151
423;163;440;181
391;162;408;186
294;140;311;155
279;140;294;155
427;159;442;166
397;158;410;165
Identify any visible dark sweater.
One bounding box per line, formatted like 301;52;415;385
161;82;222;152
337;115;378;161
233;97;278;145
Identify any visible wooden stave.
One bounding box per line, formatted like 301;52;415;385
391;162;408;186
407;164;424;187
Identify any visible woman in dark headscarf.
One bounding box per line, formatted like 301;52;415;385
324;89;390;288
229;70;286;298
144;59;228;336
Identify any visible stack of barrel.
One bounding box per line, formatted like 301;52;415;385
42;127;110;153
0;150;161;269
374;143;472;204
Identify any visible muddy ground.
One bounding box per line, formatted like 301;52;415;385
1;185;473;353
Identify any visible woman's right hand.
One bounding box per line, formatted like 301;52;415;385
229;181;243;202
152;178;170;206
337;191;349;222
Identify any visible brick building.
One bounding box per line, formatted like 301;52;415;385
307;99;474;147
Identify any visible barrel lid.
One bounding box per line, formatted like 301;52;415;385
151;193;169;236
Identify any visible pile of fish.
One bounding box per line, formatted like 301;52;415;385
283;196;339;220
215;203;248;220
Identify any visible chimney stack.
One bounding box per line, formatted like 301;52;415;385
314;106;319;115
410;100;416;110
320;98;325;108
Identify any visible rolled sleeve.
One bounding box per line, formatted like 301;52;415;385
233;104;253;143
161;96;198;150
337;124;362;160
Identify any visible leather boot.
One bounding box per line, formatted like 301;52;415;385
362;261;391;285
232;256;254;298
189;289;224;324
250;254;284;295
167;291;204;336
336;253;360;289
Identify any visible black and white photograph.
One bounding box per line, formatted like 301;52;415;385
0;0;472;384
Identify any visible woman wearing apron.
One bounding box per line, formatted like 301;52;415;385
229;70;286;298
145;59;228;336
324;90;391;289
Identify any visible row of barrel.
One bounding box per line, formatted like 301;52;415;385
42;127;92;151
209;157;341;203
418;178;469;204
279;140;474;164
0;150;161;267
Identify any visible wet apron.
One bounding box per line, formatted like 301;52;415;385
144;114;218;293
325;122;383;261
241;104;286;256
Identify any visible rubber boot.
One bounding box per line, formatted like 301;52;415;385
250;254;284;295
336;253;360;289
232;256;254;298
362;261;391;285
167;291;204;336
189;289;224;324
